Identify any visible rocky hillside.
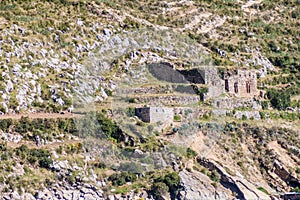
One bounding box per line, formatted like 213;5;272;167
0;0;299;200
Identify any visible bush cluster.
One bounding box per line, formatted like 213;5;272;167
108;172;137;186
15;144;52;169
151;172;181;199
266;89;291;110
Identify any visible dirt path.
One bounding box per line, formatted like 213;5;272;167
0;112;82;120
7;138;81;150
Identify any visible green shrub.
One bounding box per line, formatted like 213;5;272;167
38;157;52;169
257;187;269;195
173;115;181;122
104;88;112;96
203;114;210;120
164;172;180;190
292;187;300;193
136;120;146;126
296;167;300;174
186;147;197;158
108;172;137;186
15;146;52;169
209;170;220;182
267;89;291;110
151;182;169;199
259;111;266;119
153;171;181;198
126;107;135;117
147;125;154;134
0;142;7;151
96;113;123;141
242;115;247;120
261;101;269;110
128;98;136;103
93;162;106;169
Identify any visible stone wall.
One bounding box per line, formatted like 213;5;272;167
212;97;261;110
234;111;261;120
136;106;212;124
135;107;174;124
174;85;196;94
173;107;211;119
202;68;225;99
147;62;187;83
136;95;201;106
116;85;171;95
149;107;174;124
178;68;205;84
135;107;150;122
212;109;261;120
116;85;196;95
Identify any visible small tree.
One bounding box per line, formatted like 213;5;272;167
151;182;169;200
39;157;52;169
267;89;291;110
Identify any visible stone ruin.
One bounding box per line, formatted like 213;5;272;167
147;62;259;100
223;69;258;98
133;63;261;124
178;67;259;99
135;106;174;124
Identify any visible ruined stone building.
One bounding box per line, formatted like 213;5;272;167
135;107;174;123
223;70;258;98
147;62;258;100
201;68;225;99
178;68;258;99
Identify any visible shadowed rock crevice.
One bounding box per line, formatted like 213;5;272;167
147;62;188;84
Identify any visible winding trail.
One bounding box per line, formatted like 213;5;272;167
0;112;82;120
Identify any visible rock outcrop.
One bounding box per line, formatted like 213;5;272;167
197;157;271;200
178;170;232;200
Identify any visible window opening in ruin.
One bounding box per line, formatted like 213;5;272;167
234;82;238;93
246;81;251;93
225;80;229;92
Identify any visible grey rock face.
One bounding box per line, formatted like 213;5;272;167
178;170;230;200
197;158;271;200
0;131;23;142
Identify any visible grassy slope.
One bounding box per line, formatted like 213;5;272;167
0;0;299;197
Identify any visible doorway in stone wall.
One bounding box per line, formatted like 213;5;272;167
246;81;251;93
234;82;238;93
225;80;229;92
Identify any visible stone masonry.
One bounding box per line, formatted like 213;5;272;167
202;68;225;99
135;107;174;124
224;69;258;98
